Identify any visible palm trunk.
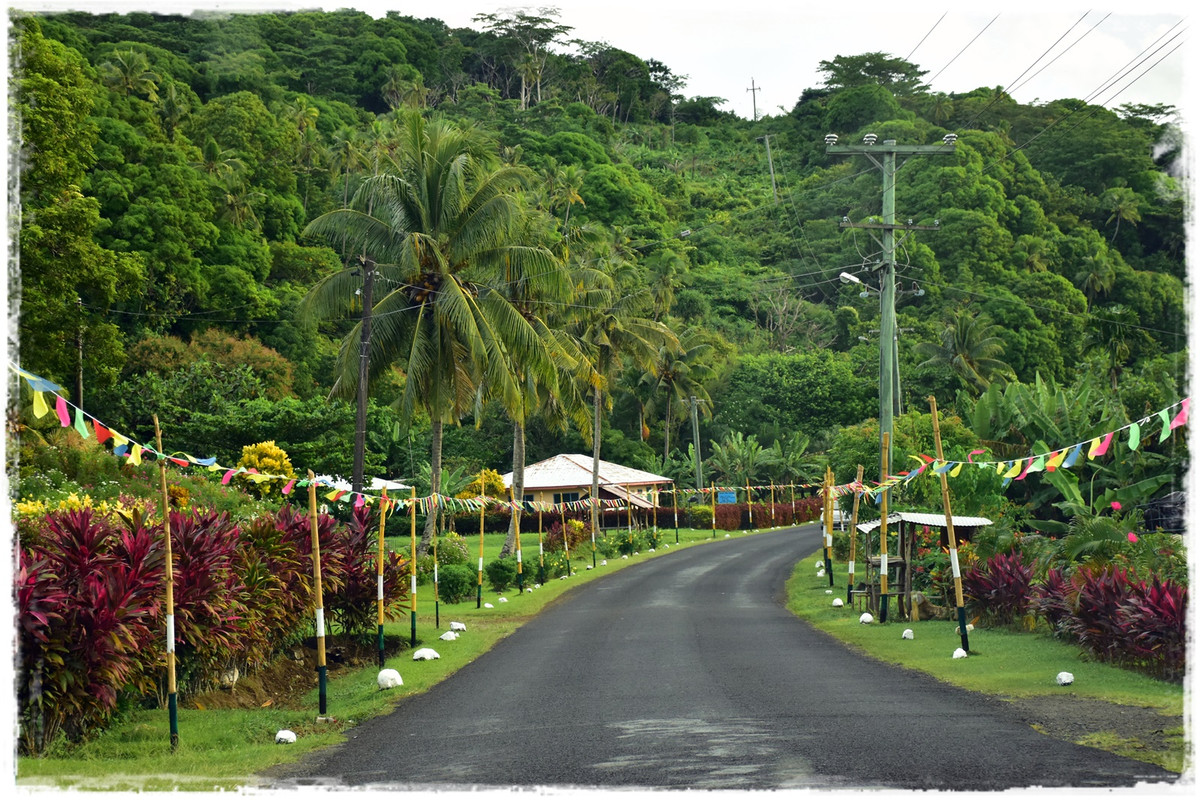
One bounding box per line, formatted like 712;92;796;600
418;418;443;554
663;400;673;463
500;420;525;557
591;385;602;535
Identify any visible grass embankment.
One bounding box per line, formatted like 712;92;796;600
787;552;1188;773
15;524;740;791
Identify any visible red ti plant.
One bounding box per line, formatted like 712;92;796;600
17;509;162;753
1122;577;1187;682
961;551;1034;627
323;504;410;638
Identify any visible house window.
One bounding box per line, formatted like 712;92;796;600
553;492;579;504
523;494;534;502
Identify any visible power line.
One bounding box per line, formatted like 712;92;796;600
926;14;1000;86
905;12;947;62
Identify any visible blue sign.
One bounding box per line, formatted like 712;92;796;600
717;491;737;504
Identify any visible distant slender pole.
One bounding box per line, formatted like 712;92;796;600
538;504;546;583
477;473;485;608
770;483;776;527
930;396;969;652
710;483;716;538
591;497;598;568
652;486;658;535
672;487;679;543
515;499;524;592
746;481;753;530
822;467;834;585
625;484;634;553
847;465;864;604
152;415;179;751
433;530;440;628
790;483;796;521
378;488;390;666
879;433;890;623
307;470;328;717
561;501;571;575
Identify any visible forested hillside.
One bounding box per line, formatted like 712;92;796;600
10;7;1187;526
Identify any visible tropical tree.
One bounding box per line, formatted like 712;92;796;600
640;328;715;462
915;308;1014;394
706;431;779;490
300;111;562;552
97;48;160;101
1101;185;1142;244
566;264;676;535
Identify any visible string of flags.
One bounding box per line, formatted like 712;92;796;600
13;363;1184;512
862;398;1188;498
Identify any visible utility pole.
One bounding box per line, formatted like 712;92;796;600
758;134;779;204
75;296;84;409
746;78;761;122
825;132;955;478
353;255;376;496
690;396;703;491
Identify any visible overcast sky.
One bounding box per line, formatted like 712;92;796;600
10;1;1191;122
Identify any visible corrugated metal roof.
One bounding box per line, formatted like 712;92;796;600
856;512;993;532
501;453;672;491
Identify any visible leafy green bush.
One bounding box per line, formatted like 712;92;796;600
436;533;470;566
484;557;518;592
436;564;476;604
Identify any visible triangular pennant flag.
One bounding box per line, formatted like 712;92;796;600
949;462;964;477
997;461;1009;475
221;469;237;485
113;443;128;457
1158;409;1172;442
1027;455;1045;474
1127;422;1141;451
1046;450;1066;472
1062;443;1083;469
55;396;71;427
32;391;49;419
1015;458;1033;481
1091;432;1114;458
1087;437;1102;458
1170;398;1188;430
18;368;62;393
282;479;295;495
967;449;985;463
128;444;143;466
1003;461;1023;479
93;421;111;443
354;493;366;508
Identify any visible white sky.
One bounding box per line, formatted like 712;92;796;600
8;1;1192;122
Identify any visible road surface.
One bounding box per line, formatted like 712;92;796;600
269;524;1177;791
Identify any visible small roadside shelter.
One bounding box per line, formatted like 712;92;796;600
500;453;672;510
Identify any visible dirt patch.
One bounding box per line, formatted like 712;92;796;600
188;635;405;711
1004;695;1185;766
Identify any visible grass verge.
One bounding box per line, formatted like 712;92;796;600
786;551;1188;773
14;524;752;790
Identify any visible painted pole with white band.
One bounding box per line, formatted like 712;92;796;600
710;483;716;538
306;470;328;717
432;531;440;628
929;396;970;652
770;483;776;527
378;488;390;666
538;504;546;583
879;433;890;623
822;467;834;585
626;484;634;551
847;465;864;604
672;487;679;543
746;481;753;529
152;416;179;750
477;474;485;608
515;499;525;592
592;496;598;568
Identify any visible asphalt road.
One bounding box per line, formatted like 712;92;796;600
270;524;1177;791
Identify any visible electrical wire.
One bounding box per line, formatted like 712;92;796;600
905;12;947;62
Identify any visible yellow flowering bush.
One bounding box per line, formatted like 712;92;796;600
235;440;296;499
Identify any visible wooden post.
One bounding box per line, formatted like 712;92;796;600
626;484;634;552
879;433;890;623
652;486;658;535
672;486;679;543
770;483;776;527
152;415;179;751
847;465;864;604
538;503;546;583
432;526;440;628
930;396;970;651
822;467;834;586
379;488;391;666
515;498;524;592
710;483;716;538
790;483;796;522
307;470;328;717
746;481;753;530
477;473;485;608
560;498;571;576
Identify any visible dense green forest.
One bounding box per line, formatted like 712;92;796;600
10;7;1188;531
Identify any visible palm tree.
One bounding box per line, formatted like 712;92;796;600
566;266;676;536
1101;186;1142;245
1073;245;1115;309
640;327;715;462
300;111;562;552
98;49;160;101
706;431;779;489
916;308;1014;394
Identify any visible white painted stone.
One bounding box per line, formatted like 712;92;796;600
498;597;508;603
832;598;844;607
377;669;403;689
450;621;467;631
412;648;440;661
902;629;914;640
953;648;968;659
484;602;494;608
275;730;297;744
859;613;874;624
438;631;458;641
1056;671;1075;686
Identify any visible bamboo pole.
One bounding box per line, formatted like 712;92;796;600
626;484;634;552
515;498;524;593
930;396;970;652
477;472;485;608
591;496;598;568
538;503;546;583
847;465;864;604
770;483;776;527
378;488;390;666
790;483;796;522
672;487;680;543
822;467;834;585
561;499;571;576
152;415;179;751
307;470;328;717
879;433;890;623
746;481;753;529
710;483;716;538
433;528;440;628
652;486;658;535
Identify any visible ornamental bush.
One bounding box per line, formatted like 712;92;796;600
437;563;476;604
235;440;296;498
962;552;1034;627
484;557;518;592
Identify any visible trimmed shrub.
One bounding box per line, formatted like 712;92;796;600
485;557;518;592
437;564;476;604
436;533;470;566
